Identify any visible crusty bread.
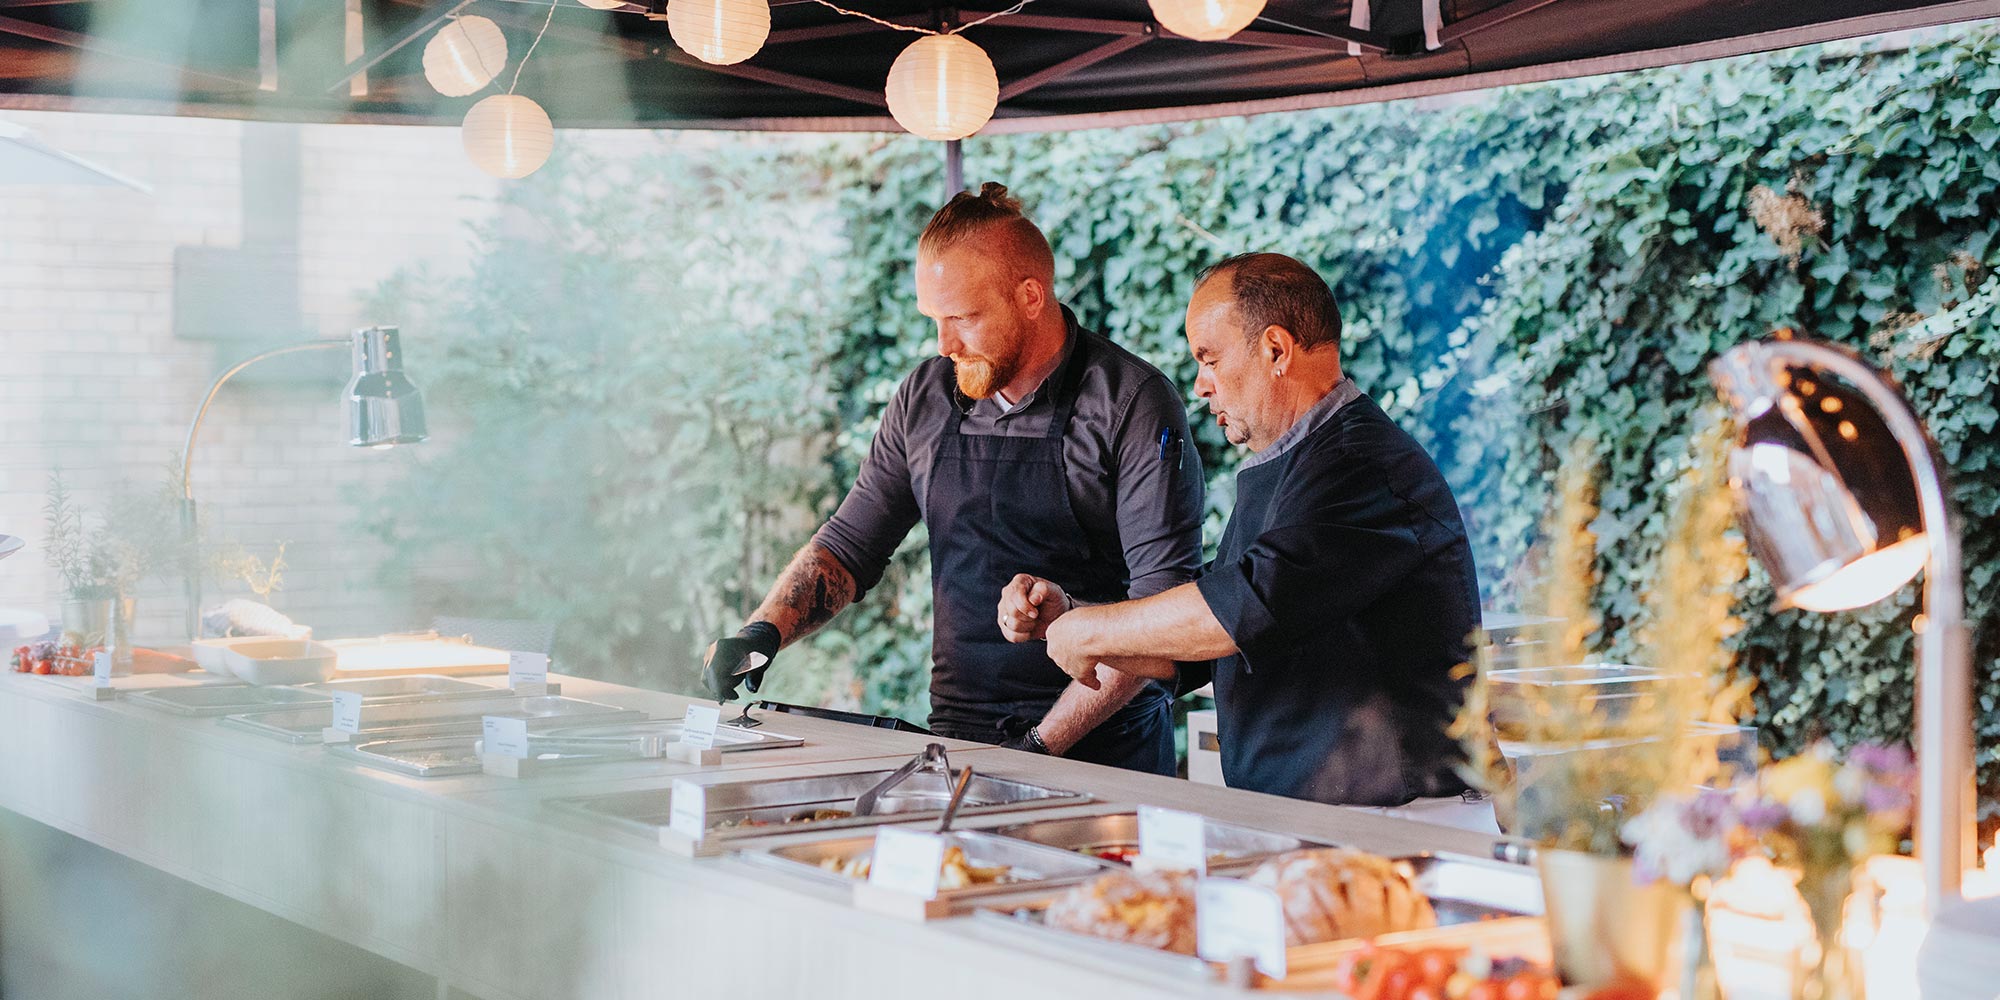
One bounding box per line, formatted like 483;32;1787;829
1044;870;1199;954
1244;848;1436;946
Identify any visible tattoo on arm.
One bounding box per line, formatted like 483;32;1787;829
753;543;857;648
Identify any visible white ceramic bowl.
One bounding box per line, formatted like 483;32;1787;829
218;638;337;685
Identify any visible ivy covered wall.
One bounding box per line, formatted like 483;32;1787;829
812;30;2000;807
372;29;2000;810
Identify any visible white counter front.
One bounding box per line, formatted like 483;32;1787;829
0;671;1511;999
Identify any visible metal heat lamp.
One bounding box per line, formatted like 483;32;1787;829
1709;332;1975;917
179;326;426;639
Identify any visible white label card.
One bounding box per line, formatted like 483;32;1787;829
1197;877;1287;979
681;704;721;750
508;651;549;691
92;650;113;686
868;827;946;900
482;715;531;758
330;691;365;734
668;780;708;839
1138;806;1208;875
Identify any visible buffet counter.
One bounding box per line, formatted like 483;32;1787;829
0;670;1519;1000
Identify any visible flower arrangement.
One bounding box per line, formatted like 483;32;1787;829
1620;741;1916;892
1622;741;1916;999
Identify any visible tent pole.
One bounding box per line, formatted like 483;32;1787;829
944;139;964;201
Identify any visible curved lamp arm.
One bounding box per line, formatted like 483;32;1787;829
179;338;349;640
1749;339;1971;916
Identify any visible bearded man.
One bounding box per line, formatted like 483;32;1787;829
699;183;1204;773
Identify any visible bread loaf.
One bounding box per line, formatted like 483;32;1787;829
1244;848;1435;946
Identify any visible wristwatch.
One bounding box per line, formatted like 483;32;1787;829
1025;726;1052;754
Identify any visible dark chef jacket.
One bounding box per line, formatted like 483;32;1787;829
1187;379;1481;806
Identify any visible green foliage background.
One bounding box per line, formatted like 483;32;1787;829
369;30;2000;810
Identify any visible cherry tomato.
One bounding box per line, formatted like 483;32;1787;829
32;659;50;674
1409;986;1444;1000
1583;983;1657;1000
1501;975;1551;1000
1466;983;1501;1000
1416;949;1460;986
1376;968;1416;1000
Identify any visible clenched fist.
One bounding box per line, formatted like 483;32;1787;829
997;574;1071;643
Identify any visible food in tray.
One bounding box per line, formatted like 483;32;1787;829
1327;943;1558;1000
1043;870;1198;955
819;845;1013;888
713;808;855;831
1246;848;1437;946
1079;843;1142;864
1074;842;1240;868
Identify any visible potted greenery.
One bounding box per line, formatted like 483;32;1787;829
43;470;184;666
1455;423;1752;994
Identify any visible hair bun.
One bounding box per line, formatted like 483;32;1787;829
977;181;1021;211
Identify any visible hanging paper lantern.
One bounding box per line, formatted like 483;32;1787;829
577;0;624;9
1149;0;1265;41
885;34;998;142
422;15;509;97
667;0;770;66
462;94;554;178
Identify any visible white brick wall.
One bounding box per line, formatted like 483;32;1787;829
0;110;677;646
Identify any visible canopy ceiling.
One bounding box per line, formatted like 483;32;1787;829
0;0;1995;131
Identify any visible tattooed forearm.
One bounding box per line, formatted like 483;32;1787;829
750;543;858;649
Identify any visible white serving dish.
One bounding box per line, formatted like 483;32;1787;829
218;638;338;685
190;636;270;678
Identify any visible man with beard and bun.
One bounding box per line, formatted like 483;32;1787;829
699;183;1204;774
998;253;1489;828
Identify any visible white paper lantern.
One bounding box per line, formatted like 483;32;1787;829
1149;0;1265;41
576;0;624;9
667;0;770;66
423;15;509;97
885;34;999;142
462;94;554;178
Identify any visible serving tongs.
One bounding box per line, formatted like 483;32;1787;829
853;742;952;817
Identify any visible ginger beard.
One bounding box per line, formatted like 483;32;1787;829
949;313;1030;400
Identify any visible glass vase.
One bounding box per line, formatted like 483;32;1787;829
1798;865;1862;1000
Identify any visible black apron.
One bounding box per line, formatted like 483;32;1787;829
920;335;1173;775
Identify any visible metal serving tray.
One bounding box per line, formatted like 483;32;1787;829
741;829;1118;900
327;720;805;779
972;851;1543;968
552;768;1092;851
532;718;805;756
127;684;331;717
299;674;497;700
219;694;644;745
983;812;1323;873
328;736;489;777
1399;852;1545;922
130;674;498;718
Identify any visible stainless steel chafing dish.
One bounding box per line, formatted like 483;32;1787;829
973;849;1544;968
981;812;1323;873
551;767;1092;855
740;829;1118;903
328;719;805;778
220;694;644;744
1397;852;1545;922
130;674;495;717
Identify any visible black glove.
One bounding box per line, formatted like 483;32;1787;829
998;726;1051;755
701;621;781;702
